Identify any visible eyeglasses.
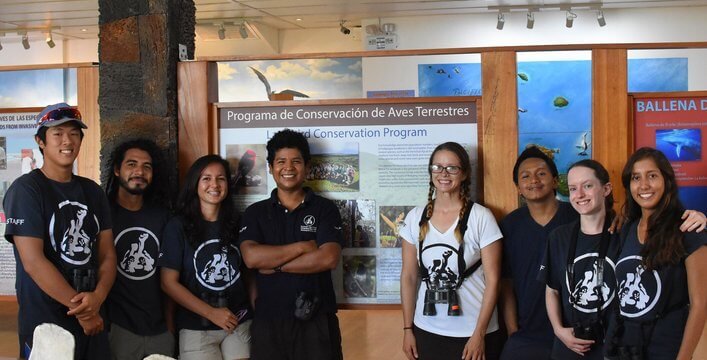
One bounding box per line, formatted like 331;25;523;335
37;107;82;127
430;164;462;175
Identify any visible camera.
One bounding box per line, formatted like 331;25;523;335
422;279;461;316
201;292;228;327
573;319;604;343
71;268;96;293
294;291;320;321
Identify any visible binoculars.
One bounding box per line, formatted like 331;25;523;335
422;288;461;316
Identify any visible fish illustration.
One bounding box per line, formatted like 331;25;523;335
526;143;560;160
249;66;310;101
518;107;528;113
436;68;447;74
576;132;590;156
453;67;461;74
518;73;529;81
553;96;569;108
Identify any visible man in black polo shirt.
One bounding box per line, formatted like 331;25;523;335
239;129;343;360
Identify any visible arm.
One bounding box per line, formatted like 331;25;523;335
14;235;80;308
546;286;593;355
279;242;341;274
160;268;238;332
68;229;117;319
463;240;502;360
500;278;519;335
240;239;317;270
676;246;707;360
400;240;419;360
680;210;706;233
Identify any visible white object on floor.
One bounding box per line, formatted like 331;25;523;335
29;323;74;360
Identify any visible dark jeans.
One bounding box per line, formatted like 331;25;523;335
251;312;343;360
413;325;504;360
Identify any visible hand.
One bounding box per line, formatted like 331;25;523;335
608;213;626;234
78;314;104;336
67;292;102;319
680;210;706;233
207;307;239;332
556;327;593;356
402;329;418;359
462;332;485;360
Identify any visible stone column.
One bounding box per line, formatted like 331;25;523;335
98;0;195;203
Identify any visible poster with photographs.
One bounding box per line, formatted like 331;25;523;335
0;111;42;296
219;99;478;304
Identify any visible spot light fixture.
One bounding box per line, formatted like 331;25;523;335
20;32;30;50
217;24;226;40
340;20;350;35
239;23;248;39
597;10;606;27
496;11;505;30
526;11;535;29
46;32;55;48
566;10;577;28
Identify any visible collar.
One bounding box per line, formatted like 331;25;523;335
268;186;314;207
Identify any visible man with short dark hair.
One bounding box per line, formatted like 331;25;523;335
239;129;344;359
104;139;174;360
4;103;116;359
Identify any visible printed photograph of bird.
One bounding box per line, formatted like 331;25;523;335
233;149;257;186
249;66;310;100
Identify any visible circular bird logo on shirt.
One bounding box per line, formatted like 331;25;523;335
193;239;241;291
49;200;100;265
615;255;662;318
564;253;616;313
115;227;159;280
421;243;462;290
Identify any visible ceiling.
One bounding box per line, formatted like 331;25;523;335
1;0;707;42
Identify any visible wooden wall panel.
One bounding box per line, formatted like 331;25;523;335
76;66;101;183
177;61;219;180
481;51;518;219
592;49;629;211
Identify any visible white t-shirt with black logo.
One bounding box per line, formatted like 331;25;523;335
400;203;502;337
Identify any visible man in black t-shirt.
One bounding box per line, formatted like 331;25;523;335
104;139;174;359
239;129;344;360
3;103;116;359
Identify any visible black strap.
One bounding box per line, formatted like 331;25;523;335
566;219;611;324
418;201;479;289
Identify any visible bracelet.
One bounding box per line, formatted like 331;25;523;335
403;326;413;330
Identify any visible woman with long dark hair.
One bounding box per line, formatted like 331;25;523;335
606;147;706;360
400;142;503;360
541;159;621;359
158;155;252;360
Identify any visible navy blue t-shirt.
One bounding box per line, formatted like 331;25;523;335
500;201;578;343
540;220;622;360
158;216;251;331
610;220;706;359
106;203;170;336
238;188;343;319
3;170;111;335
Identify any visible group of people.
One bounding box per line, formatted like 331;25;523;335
400;143;706;360
2;102;706;360
4;103;343;360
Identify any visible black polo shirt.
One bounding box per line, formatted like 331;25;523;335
239;187;343;319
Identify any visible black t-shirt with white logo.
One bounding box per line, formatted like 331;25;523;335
158;216;251;331
612;220;706;358
3;170;111;335
540;220;621;360
106;203;170;336
239;188;343;319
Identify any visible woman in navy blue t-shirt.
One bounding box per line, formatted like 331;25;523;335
159;155;252;360
606;147;706;360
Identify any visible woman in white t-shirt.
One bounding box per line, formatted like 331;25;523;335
400;142;503;360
